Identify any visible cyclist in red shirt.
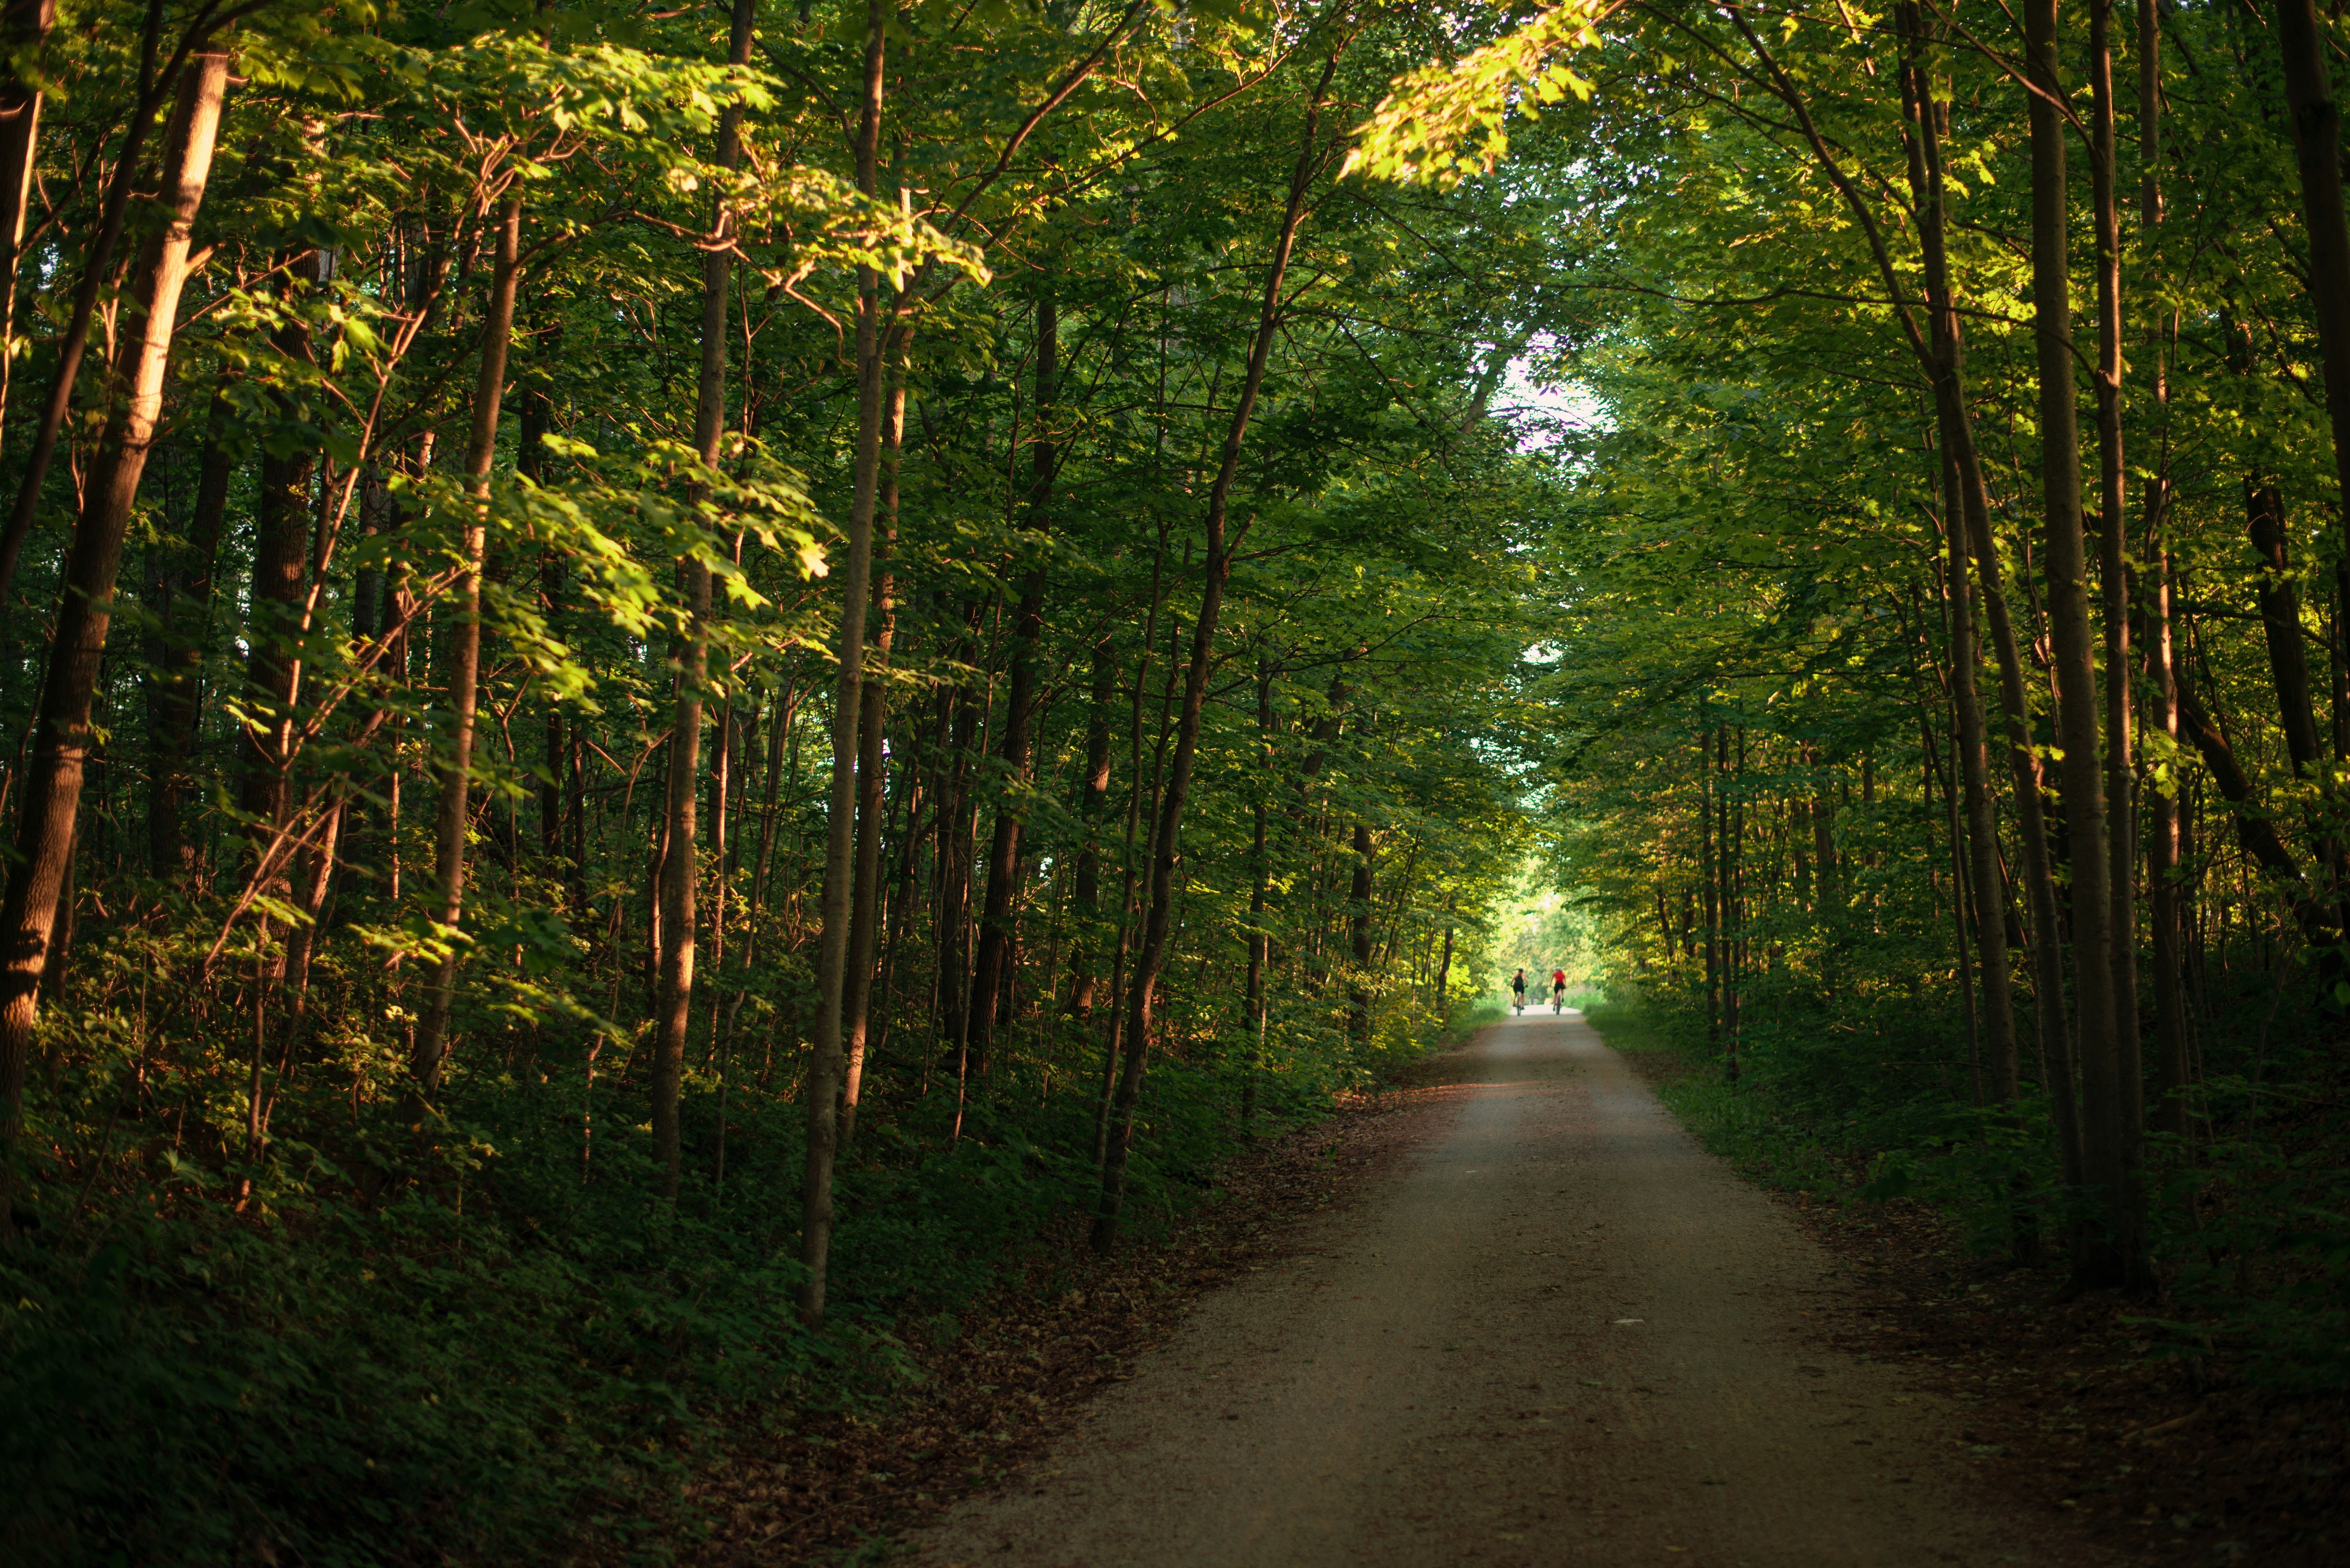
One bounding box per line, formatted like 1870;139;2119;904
1550;968;1568;1012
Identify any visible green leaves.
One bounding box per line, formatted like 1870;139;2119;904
1346;1;1612;188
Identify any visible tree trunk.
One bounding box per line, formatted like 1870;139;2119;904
1434;895;1456;1009
650;0;753;1196
1093;551;1165;1172
239;254;326;884
1891;0;2078;1196
841;362;906;1149
1940;442;2019;1111
1346;816;1373;1052
2246;486;2322;775
2026;0;2130;1289
408;194;524;1102
147;392;234;878
1065;633;1116;1018
1241;659;1272;1122
0;0;54;460
0;0;179;623
2174;673;2307;890
2276;0;2350;584
2088;0;2142;1215
799;0;889;1328
2140;0;2191;1145
969;295;1057;1075
1093;45;1345;1251
0;45;228;1229
1702;726;1720;1038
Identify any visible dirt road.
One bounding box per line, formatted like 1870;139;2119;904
913;1010;2062;1566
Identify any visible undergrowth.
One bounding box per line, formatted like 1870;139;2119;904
1;995;1489;1567
1584;975;2350;1393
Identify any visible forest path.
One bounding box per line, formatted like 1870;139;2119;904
911;1011;2048;1567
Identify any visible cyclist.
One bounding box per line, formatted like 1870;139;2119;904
1551;968;1568;1013
1511;969;1527;1013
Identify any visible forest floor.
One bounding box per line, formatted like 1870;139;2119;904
669;1011;2342;1567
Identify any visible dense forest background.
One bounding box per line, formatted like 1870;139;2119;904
1;0;2346;1560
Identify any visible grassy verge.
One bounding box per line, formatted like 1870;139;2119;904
1582;992;1864;1199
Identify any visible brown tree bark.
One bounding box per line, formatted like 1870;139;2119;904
2139;0;2192;1145
1094;43;1346;1251
1240;658;1273;1122
1346;816;1373;1052
0;0;54;458
1433;893;1456;1009
146;392;234;878
2175;676;2307;889
969;295;1057;1075
650;0;755;1195
800;0;889;1327
408;194;524;1103
1065;633;1117;1018
1781;0;2078;1193
841;362;906;1149
0;0;185;622
1091;554;1164;1172
2246;485;2323;775
1701;726;1720;1039
2148;545;2195;1142
2276;0;2350;576
0;44;228;1227
239;253;328;876
1940;442;2020;1111
2028;0;2130;1289
2088;0;2142;1194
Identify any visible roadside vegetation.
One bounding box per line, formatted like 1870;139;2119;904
6;0;2350;1560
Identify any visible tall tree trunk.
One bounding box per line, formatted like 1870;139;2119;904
1092;550;1165;1172
2026;0;2129;1289
0;0;177;623
147;393;234;878
1241;658;1272;1122
800;0;889;1328
1094;45;1345;1251
408;194;524;1102
969;294;1057;1075
1346;816;1373;1052
1941;442;2020;1112
2088;0;2142;1219
526;389;562;877
2276;0;2350;584
2246;486;2322;775
841;360;906;1149
1065;633;1116;1017
1433;894;1456;1008
1717;725;1737;1071
1885;2;2080;1197
1702;726;1720;1039
2149;544;2194;1142
2175;673;2308;891
650;0;753;1197
2139;7;2191;1143
0;44;228;1229
239;253;326;886
0;0;55;459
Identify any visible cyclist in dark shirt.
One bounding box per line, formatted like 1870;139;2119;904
1511;969;1527;1013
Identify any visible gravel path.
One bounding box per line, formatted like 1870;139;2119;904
912;1010;2051;1567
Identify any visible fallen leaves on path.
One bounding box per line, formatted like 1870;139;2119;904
663;1092;1425;1566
